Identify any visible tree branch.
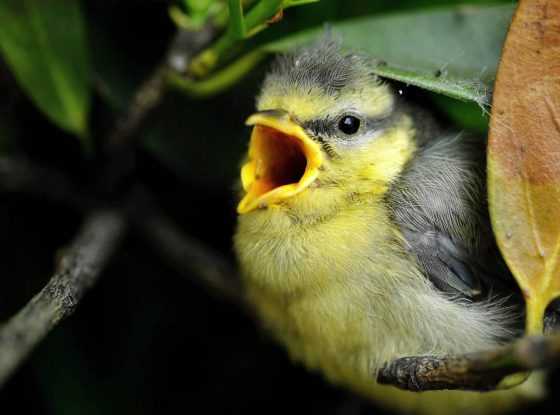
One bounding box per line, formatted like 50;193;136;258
0;210;126;388
377;334;560;392
0;24;220;389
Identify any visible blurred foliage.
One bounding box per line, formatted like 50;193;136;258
0;0;91;140
170;0;228;30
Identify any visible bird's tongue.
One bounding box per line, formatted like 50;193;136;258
237;113;323;214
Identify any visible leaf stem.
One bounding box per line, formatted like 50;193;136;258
526;296;546;334
168;49;266;97
188;0;282;77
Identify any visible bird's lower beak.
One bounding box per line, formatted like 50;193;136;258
237;110;323;214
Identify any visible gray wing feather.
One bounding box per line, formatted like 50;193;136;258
400;228;481;296
388;132;512;298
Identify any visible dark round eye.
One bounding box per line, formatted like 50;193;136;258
338;115;361;135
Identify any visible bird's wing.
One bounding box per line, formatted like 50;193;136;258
397;227;483;296
387;133;513;299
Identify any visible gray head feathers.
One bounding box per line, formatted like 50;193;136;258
262;36;380;97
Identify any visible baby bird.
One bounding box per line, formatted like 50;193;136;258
234;39;543;414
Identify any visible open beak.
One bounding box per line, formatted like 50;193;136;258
237;110;323;214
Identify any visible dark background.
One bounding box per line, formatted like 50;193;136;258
0;1;557;413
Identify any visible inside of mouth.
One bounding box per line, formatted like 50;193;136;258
250;125;307;197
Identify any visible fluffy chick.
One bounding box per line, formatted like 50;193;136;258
234;39;543;414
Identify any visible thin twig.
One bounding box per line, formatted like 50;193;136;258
106;26;215;151
106;65;168;150
378;334;560;391
0;210;126;388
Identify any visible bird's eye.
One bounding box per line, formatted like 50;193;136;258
338;115;361;135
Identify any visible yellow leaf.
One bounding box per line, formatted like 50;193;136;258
488;0;560;334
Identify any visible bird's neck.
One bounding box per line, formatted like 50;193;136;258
235;195;388;295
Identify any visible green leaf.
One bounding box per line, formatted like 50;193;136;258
282;0;320;8
228;0;246;39
184;0;215;13
261;4;515;105
0;0;91;138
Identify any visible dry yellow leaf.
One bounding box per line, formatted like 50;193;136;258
488;0;560;334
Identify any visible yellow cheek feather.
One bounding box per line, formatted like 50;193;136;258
308;114;416;205
354;115;417;191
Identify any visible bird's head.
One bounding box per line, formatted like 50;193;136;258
237;39;417;219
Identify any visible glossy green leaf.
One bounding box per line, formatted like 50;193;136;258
0;0;91;138
260;4;515;105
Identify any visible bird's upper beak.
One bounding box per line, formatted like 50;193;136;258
237;110;323;214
